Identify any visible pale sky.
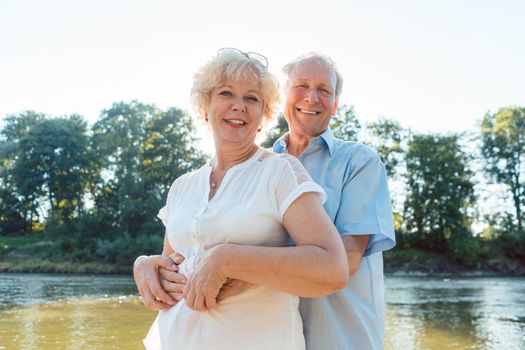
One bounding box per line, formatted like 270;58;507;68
1;0;524;141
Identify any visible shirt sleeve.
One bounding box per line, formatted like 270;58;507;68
336;149;396;256
157;177;181;227
274;154;327;219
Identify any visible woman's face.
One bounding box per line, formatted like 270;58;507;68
206;79;264;147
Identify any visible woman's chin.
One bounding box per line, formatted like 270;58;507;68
214;133;256;146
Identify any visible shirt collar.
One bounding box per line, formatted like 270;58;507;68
272;128;335;157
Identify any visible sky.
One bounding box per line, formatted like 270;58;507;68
1;0;524;145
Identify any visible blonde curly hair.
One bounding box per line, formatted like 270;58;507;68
190;49;280;127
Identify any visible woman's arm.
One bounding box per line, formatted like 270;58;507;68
183;192;348;311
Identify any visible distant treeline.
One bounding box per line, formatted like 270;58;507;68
0;101;524;266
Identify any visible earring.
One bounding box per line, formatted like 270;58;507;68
257;125;262;132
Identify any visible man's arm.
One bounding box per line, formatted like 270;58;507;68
342;234;370;276
334;147;395;274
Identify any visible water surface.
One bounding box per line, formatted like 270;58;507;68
1;273;524;350
385;276;525;349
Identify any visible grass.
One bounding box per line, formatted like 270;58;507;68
0;234;131;274
0;259;128;274
2;234;524;275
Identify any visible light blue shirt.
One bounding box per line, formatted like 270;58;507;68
273;128;395;350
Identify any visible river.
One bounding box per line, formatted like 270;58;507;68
1;273;524;349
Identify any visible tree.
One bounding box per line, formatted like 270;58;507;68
139;107;205;233
330;105;361;141
366;118;404;178
0;187;25;235
90;101;157;237
90;101;205;238
480;107;525;233
141;107;205;195
0;112;46;232
403;133;476;255
13;115;92;223
261;114;288;148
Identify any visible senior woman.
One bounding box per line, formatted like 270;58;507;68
139;48;348;350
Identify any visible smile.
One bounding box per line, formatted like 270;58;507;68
297;108;320;116
225;119;246;125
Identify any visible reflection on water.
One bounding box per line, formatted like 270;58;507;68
0;274;154;350
1;274;524;350
0;297;155;350
385;276;525;350
0;274;137;308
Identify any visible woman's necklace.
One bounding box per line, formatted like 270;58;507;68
210;147;258;190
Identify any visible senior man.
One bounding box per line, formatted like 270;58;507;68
134;52;395;349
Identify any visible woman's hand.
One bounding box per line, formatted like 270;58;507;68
183;245;228;312
133;255;179;311
159;253;188;302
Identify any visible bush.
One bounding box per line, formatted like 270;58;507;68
448;235;481;263
492;232;525;262
95;232;163;266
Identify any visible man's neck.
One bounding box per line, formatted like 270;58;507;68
287;132;312;157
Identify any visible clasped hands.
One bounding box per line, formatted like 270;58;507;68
134;244;252;312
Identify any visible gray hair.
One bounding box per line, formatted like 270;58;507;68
282;52;343;97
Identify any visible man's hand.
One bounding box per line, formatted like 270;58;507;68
217;279;254;302
133;255;179;311
183;245;228;312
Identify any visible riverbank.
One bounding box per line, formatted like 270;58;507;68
2;234;524;275
384;249;525;276
2;251;524;276
0;257;130;274
0;234;132;274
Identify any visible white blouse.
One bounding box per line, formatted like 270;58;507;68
144;147;325;350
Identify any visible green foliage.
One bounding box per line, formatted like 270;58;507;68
15;115;92;223
90;101;205;238
492;232;525;262
448;236;481;263
0;187;25;235
95;233;163;265
480;107;525;233
0;111;47;232
2;102;525;269
403;133;476;253
0;101;204;267
366;118;404;178
330;105;361;141
261;114;288;148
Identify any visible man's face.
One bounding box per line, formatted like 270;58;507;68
284;58;339;139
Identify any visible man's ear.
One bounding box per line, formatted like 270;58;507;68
331;97;339;115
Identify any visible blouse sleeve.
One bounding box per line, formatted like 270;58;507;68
157;178;181;227
274;154;326;219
